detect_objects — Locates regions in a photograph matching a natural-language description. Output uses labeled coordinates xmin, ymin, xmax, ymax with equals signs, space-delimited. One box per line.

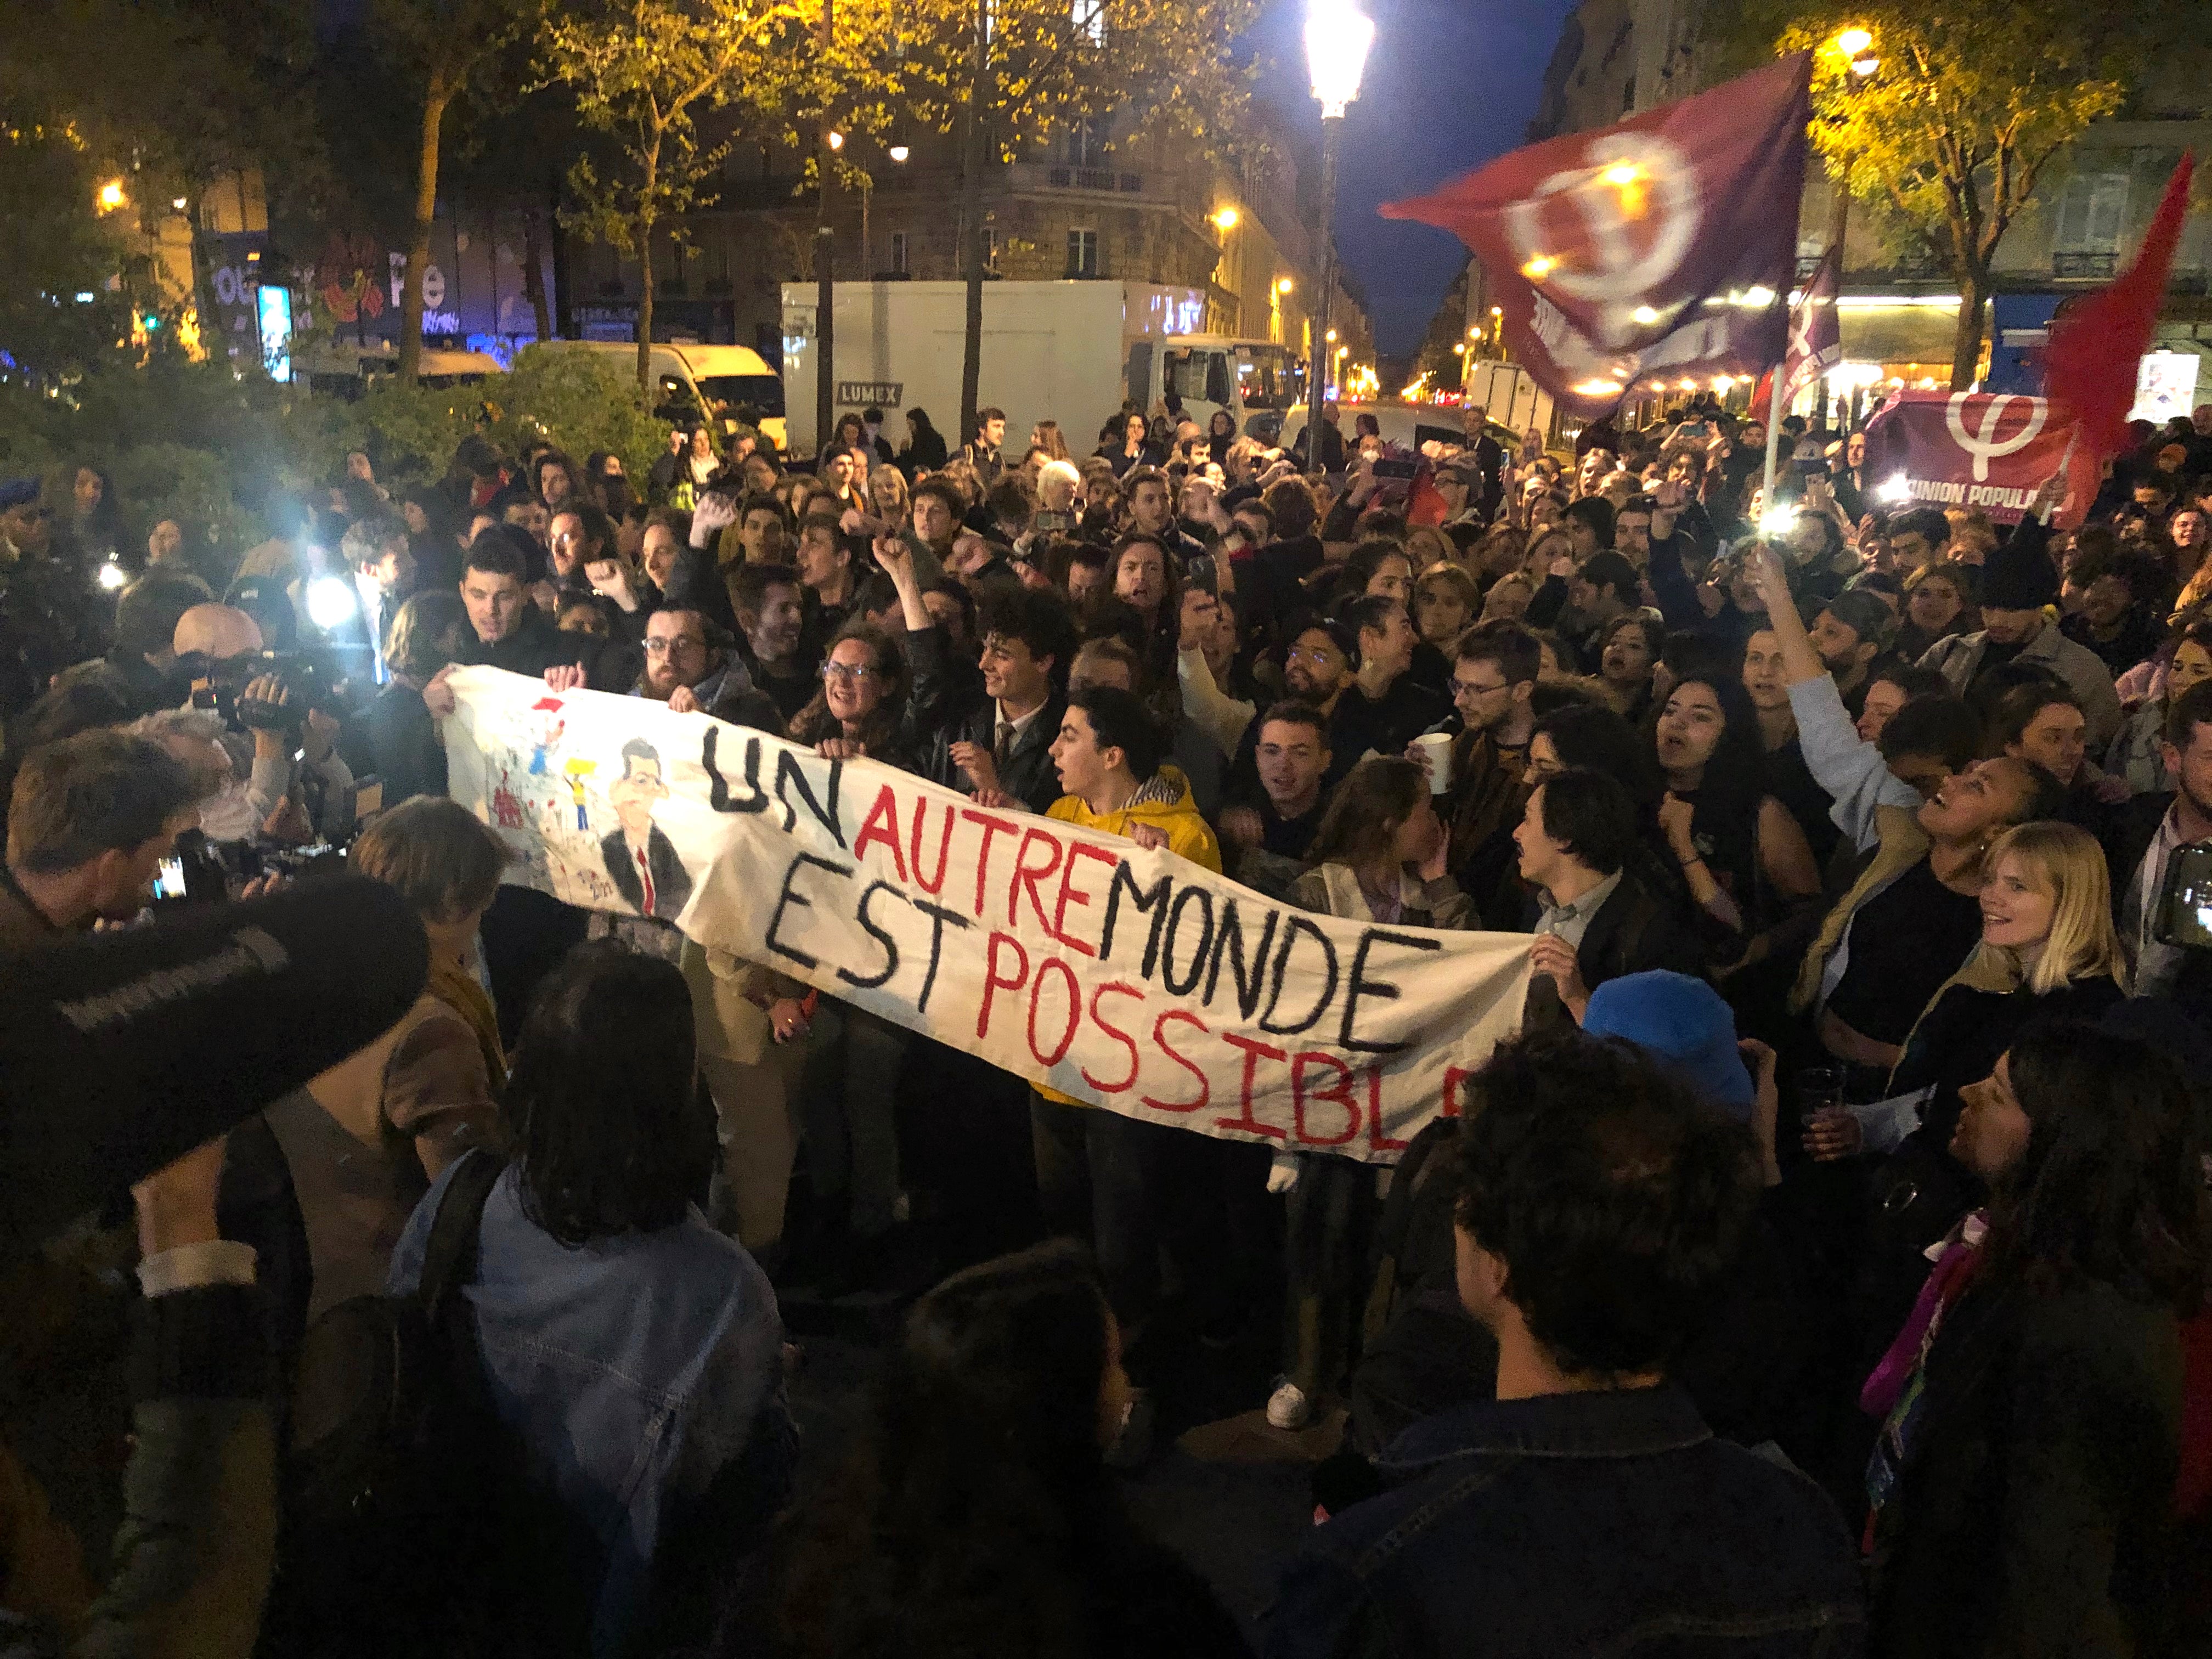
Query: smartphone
xmin=1372 ymin=458 xmax=1420 ymax=481
xmin=154 ymin=856 xmax=188 ymax=902
xmin=2155 ymin=844 xmax=2212 ymax=949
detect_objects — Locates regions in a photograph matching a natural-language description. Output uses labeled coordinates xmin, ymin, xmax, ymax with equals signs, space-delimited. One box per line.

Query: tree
xmin=375 ymin=0 xmax=545 ymax=383
xmin=540 ymin=0 xmax=816 ymax=393
xmin=1716 ymin=4 xmax=2170 ymax=388
xmin=889 ymin=0 xmax=1263 ymax=443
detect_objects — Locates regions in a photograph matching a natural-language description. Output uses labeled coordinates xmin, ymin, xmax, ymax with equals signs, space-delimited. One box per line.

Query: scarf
xmin=1862 ymin=1209 xmax=1989 ymax=1549
xmin=430 ymin=955 xmax=507 ymax=1093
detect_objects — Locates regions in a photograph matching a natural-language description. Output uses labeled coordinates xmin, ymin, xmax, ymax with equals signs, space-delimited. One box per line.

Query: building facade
xmin=1516 ymin=0 xmax=2212 ymax=417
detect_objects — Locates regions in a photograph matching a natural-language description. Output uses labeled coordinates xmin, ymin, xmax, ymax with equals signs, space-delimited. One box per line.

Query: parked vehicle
xmin=778 ymin=279 xmax=1306 ymax=458
xmin=533 ymin=340 xmax=787 ymax=453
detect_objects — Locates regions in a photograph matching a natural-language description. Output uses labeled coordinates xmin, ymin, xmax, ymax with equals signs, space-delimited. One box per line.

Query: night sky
xmin=1248 ymin=0 xmax=1581 ymax=354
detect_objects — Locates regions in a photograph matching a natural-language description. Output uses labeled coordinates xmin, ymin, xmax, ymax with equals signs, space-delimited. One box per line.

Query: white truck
xmin=778 ymin=279 xmax=1307 ymax=459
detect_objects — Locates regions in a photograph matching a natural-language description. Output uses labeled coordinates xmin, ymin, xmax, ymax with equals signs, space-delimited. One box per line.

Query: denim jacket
xmin=390 ymin=1158 xmax=795 ymax=1657
xmin=1263 ymin=1384 xmax=1865 ymax=1659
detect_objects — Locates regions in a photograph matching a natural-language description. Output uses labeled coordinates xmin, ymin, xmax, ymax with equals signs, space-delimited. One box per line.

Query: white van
xmin=533 ymin=341 xmax=787 ymax=453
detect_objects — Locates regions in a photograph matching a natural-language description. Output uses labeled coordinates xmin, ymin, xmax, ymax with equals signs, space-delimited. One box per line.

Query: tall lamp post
xmin=1302 ymin=0 xmax=1373 ymax=462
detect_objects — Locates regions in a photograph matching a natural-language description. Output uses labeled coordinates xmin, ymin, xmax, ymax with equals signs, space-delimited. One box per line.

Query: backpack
xmin=253 ymin=1150 xmax=597 ymax=1659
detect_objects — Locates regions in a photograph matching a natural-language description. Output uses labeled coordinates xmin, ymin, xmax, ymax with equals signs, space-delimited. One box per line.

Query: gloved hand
xmin=1266 ymin=1150 xmax=1301 ymax=1195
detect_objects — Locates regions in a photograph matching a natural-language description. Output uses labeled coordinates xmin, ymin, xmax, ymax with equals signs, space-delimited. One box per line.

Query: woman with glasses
xmin=783 ymin=620 xmax=922 ymax=1292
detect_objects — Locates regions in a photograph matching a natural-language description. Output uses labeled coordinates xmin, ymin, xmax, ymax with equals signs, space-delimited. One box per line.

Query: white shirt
xmin=2124 ymin=804 xmax=2191 ymax=997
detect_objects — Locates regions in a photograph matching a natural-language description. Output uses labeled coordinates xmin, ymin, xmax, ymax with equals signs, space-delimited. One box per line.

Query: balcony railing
xmin=1045 ymin=165 xmax=1144 ymax=193
xmin=2053 ymin=250 xmax=2118 ymax=279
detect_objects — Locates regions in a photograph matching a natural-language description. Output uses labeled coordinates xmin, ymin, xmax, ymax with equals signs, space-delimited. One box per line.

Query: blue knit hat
xmin=0 ymin=478 xmax=41 ymax=512
xmin=1582 ymin=970 xmax=1755 ymax=1121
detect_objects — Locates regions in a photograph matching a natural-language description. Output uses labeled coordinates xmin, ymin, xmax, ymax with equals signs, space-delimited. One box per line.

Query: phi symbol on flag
xmin=1503 ymin=133 xmax=1702 ymax=348
xmin=1945 ymin=394 xmax=2047 ymax=483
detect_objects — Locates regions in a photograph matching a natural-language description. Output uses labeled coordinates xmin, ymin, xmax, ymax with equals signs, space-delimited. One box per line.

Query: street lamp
xmin=95 ymin=179 xmax=126 ymax=213
xmin=1302 ymin=0 xmax=1374 ymax=445
xmin=1210 ymin=206 xmax=1240 ymax=232
xmin=888 ymin=144 xmax=909 ymax=163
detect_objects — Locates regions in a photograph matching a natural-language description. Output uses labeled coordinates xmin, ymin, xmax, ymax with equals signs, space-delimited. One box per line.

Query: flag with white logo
xmin=1383 ymin=55 xmax=1812 ymax=419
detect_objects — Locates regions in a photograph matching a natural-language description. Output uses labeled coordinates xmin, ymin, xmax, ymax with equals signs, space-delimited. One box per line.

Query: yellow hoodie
xmin=1035 ymin=766 xmax=1220 ymax=1108
xmin=1044 ymin=764 xmax=1222 ymax=876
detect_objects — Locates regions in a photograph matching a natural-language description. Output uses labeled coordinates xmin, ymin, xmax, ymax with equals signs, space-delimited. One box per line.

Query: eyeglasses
xmin=644 ymin=637 xmax=704 ymax=656
xmin=1286 ymin=646 xmax=1339 ymax=667
xmin=822 ymin=662 xmax=882 ymax=683
xmin=1453 ymin=677 xmax=1509 ymax=697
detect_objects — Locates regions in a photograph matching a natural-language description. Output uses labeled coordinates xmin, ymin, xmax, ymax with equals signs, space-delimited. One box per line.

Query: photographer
xmin=171 ymin=603 xmax=356 ymax=847
xmin=0 ymin=729 xmax=198 ymax=950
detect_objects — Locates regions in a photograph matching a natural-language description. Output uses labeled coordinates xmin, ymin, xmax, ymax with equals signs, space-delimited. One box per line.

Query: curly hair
xmin=1453 ymin=1030 xmax=1761 ymax=1378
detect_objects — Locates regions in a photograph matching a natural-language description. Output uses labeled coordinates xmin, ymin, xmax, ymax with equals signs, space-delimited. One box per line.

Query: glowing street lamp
xmin=1210 ymin=206 xmax=1240 ymax=232
xmin=888 ymin=144 xmax=910 ymax=163
xmin=95 ymin=179 xmax=126 ymax=213
xmin=1302 ymin=0 xmax=1374 ymax=443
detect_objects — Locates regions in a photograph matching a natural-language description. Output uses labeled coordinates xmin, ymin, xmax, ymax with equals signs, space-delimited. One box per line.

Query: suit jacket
xmin=907 ymin=624 xmax=1067 ymax=813
xmin=1521 ymin=861 xmax=1705 ymax=1025
xmin=602 ymin=824 xmax=693 ymax=920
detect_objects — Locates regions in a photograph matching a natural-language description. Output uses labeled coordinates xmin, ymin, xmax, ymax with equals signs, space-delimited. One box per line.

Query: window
xmin=2053 ymin=170 xmax=2131 ymax=278
xmin=890 ymin=231 xmax=909 ymax=276
xmin=1066 ymin=228 xmax=1099 ymax=278
xmin=1062 ymin=116 xmax=1111 ymax=170
xmin=1072 ymin=0 xmax=1105 ymax=44
xmin=2054 ymin=170 xmax=2130 ymax=250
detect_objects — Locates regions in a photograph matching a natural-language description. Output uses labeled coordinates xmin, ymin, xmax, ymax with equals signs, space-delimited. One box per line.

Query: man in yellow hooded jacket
xmin=1031 ymin=684 xmax=1219 ymax=1463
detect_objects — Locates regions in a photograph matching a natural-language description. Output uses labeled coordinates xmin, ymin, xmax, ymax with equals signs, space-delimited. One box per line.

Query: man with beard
xmin=727 ymin=562 xmax=819 ymax=725
xmin=1226 ymin=617 xmax=1358 ymax=806
xmin=631 ymin=605 xmax=777 ymax=727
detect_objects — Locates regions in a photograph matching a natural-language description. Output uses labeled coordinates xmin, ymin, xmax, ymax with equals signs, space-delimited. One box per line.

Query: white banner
xmin=444 ymin=668 xmax=1532 ymax=1162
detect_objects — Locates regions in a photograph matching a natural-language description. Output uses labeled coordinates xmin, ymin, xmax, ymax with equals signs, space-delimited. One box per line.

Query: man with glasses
xmin=1427 ymin=622 xmax=1541 ymax=924
xmin=631 ymin=605 xmax=775 ymax=729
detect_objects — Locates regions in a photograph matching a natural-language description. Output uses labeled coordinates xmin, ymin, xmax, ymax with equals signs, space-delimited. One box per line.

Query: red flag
xmin=1405 ymin=464 xmax=1446 ymax=527
xmin=2044 ymin=154 xmax=2195 ymax=458
xmin=1381 ymin=55 xmax=1812 ymax=420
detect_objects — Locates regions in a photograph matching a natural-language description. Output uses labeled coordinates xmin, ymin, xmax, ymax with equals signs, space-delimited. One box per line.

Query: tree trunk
xmin=958 ymin=0 xmax=988 ymax=450
xmin=1950 ymin=260 xmax=1988 ymax=392
xmin=636 ymin=140 xmax=658 ymax=395
xmin=402 ymin=78 xmax=451 ymax=385
xmin=522 ymin=208 xmax=551 ymax=343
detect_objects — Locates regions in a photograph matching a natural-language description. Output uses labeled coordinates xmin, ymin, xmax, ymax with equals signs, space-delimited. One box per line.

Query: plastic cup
xmin=1411 ymin=731 xmax=1453 ymax=795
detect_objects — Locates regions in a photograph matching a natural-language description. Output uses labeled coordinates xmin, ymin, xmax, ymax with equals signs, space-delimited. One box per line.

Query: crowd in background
xmin=4 ymin=381 xmax=2212 ymax=1658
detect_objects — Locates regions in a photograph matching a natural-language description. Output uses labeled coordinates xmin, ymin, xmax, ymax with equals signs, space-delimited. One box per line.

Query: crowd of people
xmin=4 ymin=384 xmax=2212 ymax=1658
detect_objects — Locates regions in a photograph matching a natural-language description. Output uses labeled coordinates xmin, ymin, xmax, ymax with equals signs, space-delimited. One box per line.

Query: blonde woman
xmin=867 ymin=464 xmax=910 ymax=528
xmin=1808 ymin=821 xmax=2126 ymax=1171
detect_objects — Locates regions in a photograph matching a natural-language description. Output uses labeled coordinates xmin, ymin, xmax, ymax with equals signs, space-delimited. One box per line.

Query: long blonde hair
xmin=1977 ymin=821 xmax=2128 ymax=994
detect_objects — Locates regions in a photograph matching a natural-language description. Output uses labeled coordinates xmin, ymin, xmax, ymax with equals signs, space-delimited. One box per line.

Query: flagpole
xmin=1760 ymin=365 xmax=1786 ymax=520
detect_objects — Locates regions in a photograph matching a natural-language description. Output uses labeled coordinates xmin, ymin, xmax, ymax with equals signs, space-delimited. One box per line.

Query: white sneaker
xmin=1266 ymin=1381 xmax=1312 ymax=1430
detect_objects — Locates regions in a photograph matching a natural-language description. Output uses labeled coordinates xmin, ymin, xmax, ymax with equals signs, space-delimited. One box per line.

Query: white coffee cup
xmin=1410 ymin=730 xmax=1453 ymax=795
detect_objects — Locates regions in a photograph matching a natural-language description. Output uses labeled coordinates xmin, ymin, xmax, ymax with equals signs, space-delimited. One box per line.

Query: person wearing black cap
xmin=1919 ymin=501 xmax=2122 ymax=750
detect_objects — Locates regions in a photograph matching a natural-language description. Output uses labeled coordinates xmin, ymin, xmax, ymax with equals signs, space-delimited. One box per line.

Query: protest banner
xmin=444 ymin=667 xmax=1532 ymax=1163
xmin=1861 ymin=391 xmax=2101 ymax=526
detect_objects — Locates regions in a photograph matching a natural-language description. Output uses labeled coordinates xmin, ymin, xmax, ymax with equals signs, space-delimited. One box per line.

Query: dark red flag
xmin=1381 ymin=56 xmax=1812 ymax=420
xmin=2044 ymin=154 xmax=2195 ymax=458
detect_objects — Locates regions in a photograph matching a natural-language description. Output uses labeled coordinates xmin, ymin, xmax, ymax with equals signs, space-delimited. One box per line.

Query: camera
xmin=2154 ymin=843 xmax=2212 ymax=950
xmin=183 ymin=648 xmax=355 ymax=736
